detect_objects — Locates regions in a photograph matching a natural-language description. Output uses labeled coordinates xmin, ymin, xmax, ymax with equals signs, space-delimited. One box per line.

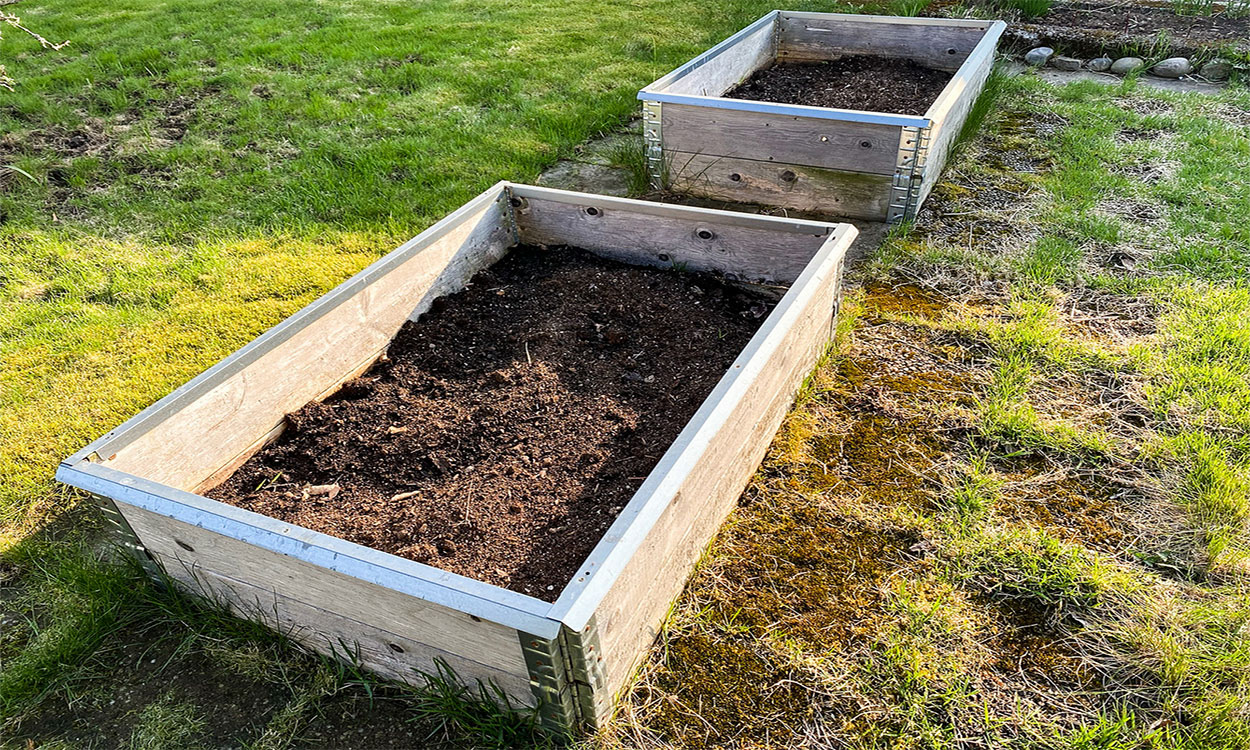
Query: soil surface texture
xmin=999 ymin=1 xmax=1250 ymax=58
xmin=209 ymin=245 xmax=773 ymax=600
xmin=725 ymin=56 xmax=953 ymax=115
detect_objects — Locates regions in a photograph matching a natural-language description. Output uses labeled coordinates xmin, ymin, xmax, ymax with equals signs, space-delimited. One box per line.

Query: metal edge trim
xmin=61 ymin=182 xmax=514 ymax=466
xmin=635 ymin=90 xmax=932 ymax=128
xmin=922 ymin=18 xmax=1007 ymax=121
xmin=637 ymin=10 xmax=779 ymax=96
xmin=549 ymin=222 xmax=859 ymax=630
xmin=507 ymin=184 xmax=840 ymax=235
xmin=57 ymin=461 xmax=562 ymax=638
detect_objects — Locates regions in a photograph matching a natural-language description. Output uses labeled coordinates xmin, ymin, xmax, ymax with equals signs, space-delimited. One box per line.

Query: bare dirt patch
xmin=726 ymin=56 xmax=954 ymax=116
xmin=998 ymin=1 xmax=1250 ymax=59
xmin=613 ymin=280 xmax=1126 ymax=746
xmin=209 ymin=245 xmax=771 ymax=600
xmin=10 ymin=627 xmax=293 ymax=748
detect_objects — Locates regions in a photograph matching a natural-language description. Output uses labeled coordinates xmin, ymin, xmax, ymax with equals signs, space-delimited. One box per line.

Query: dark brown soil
xmin=999 ymin=1 xmax=1250 ymax=58
xmin=209 ymin=246 xmax=772 ymax=600
xmin=725 ymin=56 xmax=954 ymax=116
xmin=12 ymin=628 xmax=292 ymax=748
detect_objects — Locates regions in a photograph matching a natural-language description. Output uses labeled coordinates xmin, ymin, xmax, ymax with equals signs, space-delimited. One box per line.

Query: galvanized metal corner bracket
xmin=499 ymin=185 xmax=521 ymax=244
xmin=641 ymin=99 xmax=664 ymax=191
xmin=519 ymin=614 xmax=608 ymax=735
xmin=520 ymin=629 xmax=580 ymax=735
xmin=888 ymin=124 xmax=932 ymax=224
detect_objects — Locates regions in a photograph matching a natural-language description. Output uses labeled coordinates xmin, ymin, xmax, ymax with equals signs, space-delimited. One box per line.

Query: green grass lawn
xmin=1 ymin=0 xmax=868 ymax=534
xmin=4 ymin=0 xmax=1250 ymax=746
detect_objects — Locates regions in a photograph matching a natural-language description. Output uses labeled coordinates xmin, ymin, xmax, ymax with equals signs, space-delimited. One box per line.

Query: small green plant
xmin=999 ymin=0 xmax=1053 ymax=19
xmin=887 ymin=0 xmax=932 ymax=16
xmin=608 ymin=137 xmax=653 ymax=196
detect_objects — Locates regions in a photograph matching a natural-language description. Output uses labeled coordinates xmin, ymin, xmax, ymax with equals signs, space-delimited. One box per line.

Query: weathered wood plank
xmin=105 ymin=195 xmax=513 ymax=493
xmin=917 ymin=26 xmax=1000 ymax=208
xmin=668 ymin=152 xmax=893 ymax=220
xmin=514 ymin=195 xmax=834 ymax=285
xmin=663 ymin=16 xmax=774 ymax=97
xmin=195 ymin=567 xmax=537 ymax=705
xmin=118 ymin=503 xmax=532 ymax=682
xmin=778 ymin=14 xmax=989 ymax=71
xmin=559 ymin=226 xmax=856 ymax=706
xmin=660 ymin=103 xmax=901 ymax=174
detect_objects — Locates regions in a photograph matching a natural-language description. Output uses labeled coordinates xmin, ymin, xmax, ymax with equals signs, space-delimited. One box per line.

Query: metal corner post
xmin=520 ymin=629 xmax=580 ymax=735
xmin=519 ymin=614 xmax=609 ymax=735
xmin=561 ymin=615 xmax=610 ymax=728
xmin=888 ymin=124 xmax=931 ymax=224
xmin=641 ymin=99 xmax=664 ymax=191
xmin=81 ymin=457 xmax=164 ymax=581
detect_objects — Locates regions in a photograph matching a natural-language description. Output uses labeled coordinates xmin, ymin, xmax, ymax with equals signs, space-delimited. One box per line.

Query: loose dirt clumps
xmin=997 ymin=1 xmax=1250 ymax=59
xmin=11 ymin=628 xmax=292 ymax=748
xmin=612 ymin=278 xmax=1144 ymax=747
xmin=209 ymin=245 xmax=772 ymax=600
xmin=726 ymin=56 xmax=954 ymax=116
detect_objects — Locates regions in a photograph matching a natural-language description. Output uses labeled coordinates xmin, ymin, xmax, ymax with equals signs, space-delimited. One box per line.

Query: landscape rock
xmin=1110 ymin=57 xmax=1145 ymax=75
xmin=1199 ymin=60 xmax=1232 ymax=81
xmin=1152 ymin=57 xmax=1193 ymax=78
xmin=1052 ymin=55 xmax=1083 ymax=71
xmin=1088 ymin=57 xmax=1113 ymax=72
xmin=1024 ymin=47 xmax=1054 ymax=67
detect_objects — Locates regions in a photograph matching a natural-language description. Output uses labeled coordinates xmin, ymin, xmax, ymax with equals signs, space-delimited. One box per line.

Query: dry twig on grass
xmin=2 ymin=0 xmax=70 ymax=91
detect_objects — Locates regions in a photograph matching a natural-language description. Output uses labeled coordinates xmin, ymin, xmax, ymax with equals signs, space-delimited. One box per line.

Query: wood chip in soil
xmin=725 ymin=55 xmax=953 ymax=116
xmin=208 ymin=245 xmax=774 ymax=601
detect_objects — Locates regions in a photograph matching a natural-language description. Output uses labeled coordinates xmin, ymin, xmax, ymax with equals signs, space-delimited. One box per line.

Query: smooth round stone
xmin=1051 ymin=55 xmax=1082 ymax=71
xmin=1088 ymin=57 xmax=1113 ymax=72
xmin=1024 ymin=47 xmax=1054 ymax=67
xmin=1152 ymin=57 xmax=1193 ymax=78
xmin=1200 ymin=60 xmax=1232 ymax=81
xmin=1110 ymin=57 xmax=1145 ymax=75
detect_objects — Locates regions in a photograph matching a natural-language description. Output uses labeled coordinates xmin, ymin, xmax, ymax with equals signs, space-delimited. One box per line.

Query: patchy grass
xmin=599 ymin=75 xmax=1250 ymax=748
xmin=4 ymin=1 xmax=1250 ymax=746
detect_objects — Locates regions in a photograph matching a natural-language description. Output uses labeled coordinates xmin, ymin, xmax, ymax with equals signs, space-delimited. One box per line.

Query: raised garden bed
xmin=57 ymin=183 xmax=857 ymax=733
xmin=998 ymin=1 xmax=1250 ymax=60
xmin=638 ymin=11 xmax=1006 ymax=222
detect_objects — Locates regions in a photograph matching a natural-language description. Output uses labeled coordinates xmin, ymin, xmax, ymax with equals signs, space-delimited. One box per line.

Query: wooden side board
xmin=59 ymin=182 xmax=862 ymax=733
xmin=668 ymin=152 xmax=894 ymax=220
xmin=662 ymin=13 xmax=774 ymax=97
xmin=550 ymin=225 xmax=856 ymax=709
xmin=513 ymin=192 xmax=834 ymax=285
xmin=104 ymin=193 xmax=513 ymax=493
xmin=118 ymin=503 xmax=535 ymax=699
xmin=660 ymin=103 xmax=901 ymax=175
xmin=917 ymin=23 xmax=1002 ymax=208
xmin=778 ymin=13 xmax=991 ymax=71
xmin=197 ymin=567 xmax=537 ymax=704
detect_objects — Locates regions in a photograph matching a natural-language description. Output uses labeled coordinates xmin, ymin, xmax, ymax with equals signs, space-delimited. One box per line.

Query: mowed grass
xmin=2 ymin=0 xmax=884 ymax=741
xmin=0 ymin=0 xmax=867 ymax=533
xmin=601 ymin=75 xmax=1250 ymax=748
xmin=5 ymin=0 xmax=1250 ymax=746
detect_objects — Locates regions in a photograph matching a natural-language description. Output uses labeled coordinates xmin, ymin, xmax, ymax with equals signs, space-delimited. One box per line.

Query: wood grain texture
xmin=118 ymin=503 xmax=533 ymax=682
xmin=917 ymin=30 xmax=998 ymax=208
xmin=663 ymin=18 xmax=774 ymax=97
xmin=778 ymin=14 xmax=989 ymax=71
xmin=106 ymin=197 xmax=513 ymax=493
xmin=195 ymin=567 xmax=537 ymax=705
xmin=661 ymin=103 xmax=901 ymax=174
xmin=584 ymin=229 xmax=854 ymax=704
xmin=668 ymin=152 xmax=893 ymax=220
xmin=514 ymin=196 xmax=833 ymax=285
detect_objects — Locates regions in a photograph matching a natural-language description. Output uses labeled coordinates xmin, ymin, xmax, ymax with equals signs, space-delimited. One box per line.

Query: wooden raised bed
xmin=638 ymin=11 xmax=1006 ymax=222
xmin=57 ymin=183 xmax=857 ymax=734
